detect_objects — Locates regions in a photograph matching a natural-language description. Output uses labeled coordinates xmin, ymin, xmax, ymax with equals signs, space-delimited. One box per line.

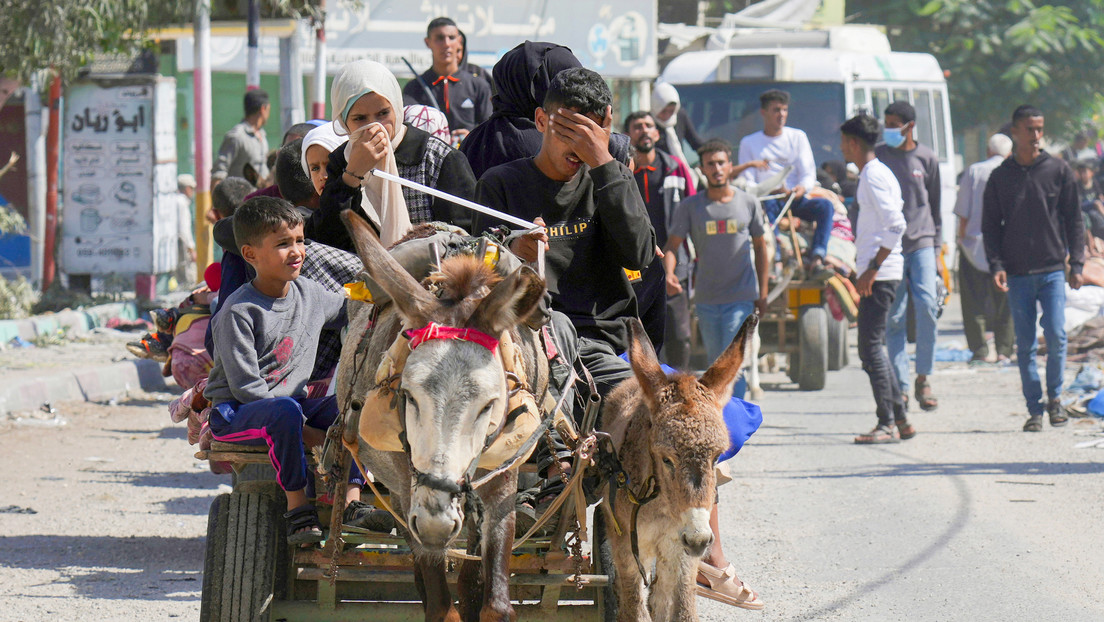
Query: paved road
xmin=702 ymin=321 xmax=1104 ymax=621
xmin=1 ymin=306 xmax=1102 ymax=621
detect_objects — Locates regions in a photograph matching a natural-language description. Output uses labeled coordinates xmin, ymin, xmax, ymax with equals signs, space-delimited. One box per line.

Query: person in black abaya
xmin=460 ymin=41 xmax=632 ymax=180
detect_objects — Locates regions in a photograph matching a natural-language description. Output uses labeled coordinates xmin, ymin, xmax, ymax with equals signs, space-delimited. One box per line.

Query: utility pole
xmin=246 ymin=0 xmax=261 ymax=90
xmin=42 ymin=71 xmax=61 ymax=290
xmin=312 ymin=0 xmax=327 ymax=120
xmin=194 ymin=0 xmax=214 ymax=272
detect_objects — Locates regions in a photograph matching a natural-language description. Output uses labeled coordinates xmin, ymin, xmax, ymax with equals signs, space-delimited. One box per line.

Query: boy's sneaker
xmin=1046 ymin=399 xmax=1068 ymax=427
xmin=150 ymin=308 xmax=177 ymax=334
xmin=342 ymin=499 xmax=396 ymax=533
xmin=126 ymin=332 xmax=172 ymax=362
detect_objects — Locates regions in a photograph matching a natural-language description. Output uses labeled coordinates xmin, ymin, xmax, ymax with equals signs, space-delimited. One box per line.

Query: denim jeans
xmin=858 ymin=280 xmax=907 ymax=428
xmin=887 ymin=246 xmax=939 ymax=393
xmin=762 ymin=195 xmax=835 ymax=258
xmin=1006 ymin=270 xmax=1067 ymax=416
xmin=696 ymin=300 xmax=756 ymax=399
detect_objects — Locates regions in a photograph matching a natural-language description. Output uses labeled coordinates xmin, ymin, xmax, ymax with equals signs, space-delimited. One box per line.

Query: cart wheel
xmin=827 ymin=311 xmax=849 ymax=372
xmin=200 ymin=494 xmax=230 ymax=622
xmin=201 ymin=492 xmax=290 ymax=622
xmin=797 ymin=306 xmax=828 ymax=391
xmin=592 ymin=510 xmax=618 ymax=622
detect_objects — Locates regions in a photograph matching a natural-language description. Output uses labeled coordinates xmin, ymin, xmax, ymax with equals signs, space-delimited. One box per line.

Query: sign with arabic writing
xmin=61 ymin=78 xmax=179 ymax=275
xmin=178 ymin=0 xmax=658 ymax=79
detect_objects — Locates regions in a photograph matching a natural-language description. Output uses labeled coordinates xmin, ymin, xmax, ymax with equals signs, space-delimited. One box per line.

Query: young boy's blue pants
xmin=209 ymin=395 xmax=363 ymax=492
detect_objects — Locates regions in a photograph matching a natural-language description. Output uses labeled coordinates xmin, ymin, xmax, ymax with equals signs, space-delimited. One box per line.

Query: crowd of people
xmin=143 ymin=13 xmax=1093 ymax=613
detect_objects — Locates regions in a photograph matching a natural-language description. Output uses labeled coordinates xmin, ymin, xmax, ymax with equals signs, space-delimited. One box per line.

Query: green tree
xmin=847 ymin=0 xmax=1104 ymax=133
xmin=0 ymin=0 xmax=194 ymax=84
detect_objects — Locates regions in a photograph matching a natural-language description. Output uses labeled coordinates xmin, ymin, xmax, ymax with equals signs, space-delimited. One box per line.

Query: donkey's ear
xmin=699 ymin=313 xmax=758 ymax=404
xmin=469 ymin=265 xmax=546 ymax=336
xmin=341 ymin=209 xmax=436 ymax=326
xmin=626 ymin=318 xmax=667 ymax=408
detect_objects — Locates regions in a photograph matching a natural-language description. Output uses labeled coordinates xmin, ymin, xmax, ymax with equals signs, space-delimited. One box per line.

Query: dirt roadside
xmin=0 ymin=392 xmax=221 ymax=622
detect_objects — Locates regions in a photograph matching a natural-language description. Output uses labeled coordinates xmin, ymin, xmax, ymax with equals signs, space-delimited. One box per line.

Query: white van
xmin=660 ymin=25 xmax=958 ymax=251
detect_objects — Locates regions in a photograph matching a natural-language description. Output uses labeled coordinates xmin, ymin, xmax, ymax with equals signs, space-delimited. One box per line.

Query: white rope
xmin=368 ymin=168 xmax=547 ymax=278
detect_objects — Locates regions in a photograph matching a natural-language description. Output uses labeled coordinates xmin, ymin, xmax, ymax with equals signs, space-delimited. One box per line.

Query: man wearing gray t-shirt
xmin=663 ymin=139 xmax=769 ymax=400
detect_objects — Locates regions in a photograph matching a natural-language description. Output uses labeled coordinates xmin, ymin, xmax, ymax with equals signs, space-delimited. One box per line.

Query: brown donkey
xmin=602 ymin=315 xmax=757 ymax=622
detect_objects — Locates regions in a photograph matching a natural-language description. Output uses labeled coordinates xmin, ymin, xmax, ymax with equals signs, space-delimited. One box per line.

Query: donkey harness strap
xmin=405 ymin=322 xmax=500 ymax=354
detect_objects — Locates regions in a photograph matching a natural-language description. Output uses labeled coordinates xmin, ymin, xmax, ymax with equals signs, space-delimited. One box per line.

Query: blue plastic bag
xmin=1088 ymin=388 xmax=1104 ymax=418
xmin=618 ymin=355 xmax=763 ymax=462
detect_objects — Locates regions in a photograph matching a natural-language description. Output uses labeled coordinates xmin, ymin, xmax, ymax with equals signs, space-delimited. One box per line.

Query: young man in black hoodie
xmin=983 ymin=105 xmax=1085 ymax=432
xmin=475 ymin=67 xmax=656 ymax=396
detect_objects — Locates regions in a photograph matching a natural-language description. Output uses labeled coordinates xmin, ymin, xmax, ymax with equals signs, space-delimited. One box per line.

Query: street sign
xmin=61 ymin=78 xmax=178 ymax=275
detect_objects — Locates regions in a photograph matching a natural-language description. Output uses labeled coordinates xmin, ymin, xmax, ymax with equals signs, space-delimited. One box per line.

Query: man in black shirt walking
xmin=402 ymin=17 xmax=492 ymax=144
xmin=982 ymin=105 xmax=1085 ymax=432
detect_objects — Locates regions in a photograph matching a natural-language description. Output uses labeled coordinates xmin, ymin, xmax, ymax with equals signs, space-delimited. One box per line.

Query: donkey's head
xmin=625 ymin=314 xmax=758 ymax=558
xmin=343 ymin=211 xmax=544 ymax=549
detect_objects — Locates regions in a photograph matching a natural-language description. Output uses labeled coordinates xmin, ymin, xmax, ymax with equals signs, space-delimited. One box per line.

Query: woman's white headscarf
xmin=650 ymin=81 xmax=689 ymax=165
xmin=300 ymin=123 xmax=344 ymax=177
xmin=330 ymin=60 xmax=412 ymax=247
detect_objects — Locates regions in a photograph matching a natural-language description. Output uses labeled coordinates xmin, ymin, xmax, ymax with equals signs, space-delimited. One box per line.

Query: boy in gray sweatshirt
xmin=204 ymin=196 xmax=372 ymax=543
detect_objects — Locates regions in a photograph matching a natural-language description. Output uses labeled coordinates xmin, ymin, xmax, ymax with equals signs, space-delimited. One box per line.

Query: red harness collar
xmin=404 ymin=322 xmax=499 ymax=354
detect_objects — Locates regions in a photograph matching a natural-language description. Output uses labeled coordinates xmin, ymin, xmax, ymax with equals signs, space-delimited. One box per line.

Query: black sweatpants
xmin=858 ymin=280 xmax=907 ymax=428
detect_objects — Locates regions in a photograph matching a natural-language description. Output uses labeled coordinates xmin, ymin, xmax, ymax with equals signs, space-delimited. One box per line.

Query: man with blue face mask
xmin=875 ymin=101 xmax=943 ymax=412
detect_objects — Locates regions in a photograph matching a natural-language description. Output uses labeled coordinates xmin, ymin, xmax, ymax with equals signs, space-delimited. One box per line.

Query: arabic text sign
xmin=178 ymin=0 xmax=658 ymax=79
xmin=62 ymin=80 xmax=177 ymax=274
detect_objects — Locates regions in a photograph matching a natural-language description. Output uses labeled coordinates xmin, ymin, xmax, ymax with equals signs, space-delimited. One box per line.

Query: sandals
xmin=126 ymin=332 xmax=172 ymax=362
xmin=914 ymin=379 xmax=938 ymax=411
xmin=854 ymin=425 xmax=900 ymax=444
xmin=1023 ymin=415 xmax=1043 ymax=432
xmin=343 ymin=499 xmax=396 ymax=533
xmin=1046 ymin=399 xmax=1068 ymax=427
xmin=284 ymin=504 xmax=324 ymax=545
xmin=896 ymin=420 xmax=917 ymax=441
xmin=697 ymin=561 xmax=765 ymax=610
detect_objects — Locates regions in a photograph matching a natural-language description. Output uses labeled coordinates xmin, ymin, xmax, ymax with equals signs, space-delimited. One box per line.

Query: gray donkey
xmin=335 ymin=211 xmax=547 ymax=622
xmin=602 ymin=315 xmax=757 ymax=622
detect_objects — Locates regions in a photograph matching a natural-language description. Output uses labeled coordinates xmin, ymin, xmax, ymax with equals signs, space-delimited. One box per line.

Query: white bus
xmin=661 ymin=25 xmax=958 ymax=252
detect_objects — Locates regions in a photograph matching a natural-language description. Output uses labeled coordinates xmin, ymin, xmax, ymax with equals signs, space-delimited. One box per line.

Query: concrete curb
xmin=0 ymin=358 xmax=176 ymax=416
xmin=0 ymin=301 xmax=140 ymax=344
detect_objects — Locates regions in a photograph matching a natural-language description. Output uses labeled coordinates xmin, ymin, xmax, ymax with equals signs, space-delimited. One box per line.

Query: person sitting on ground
xmin=314 ymin=59 xmax=477 ymax=251
xmin=839 ymin=113 xmax=914 ymax=444
xmin=460 ymin=41 xmax=634 ymax=180
xmin=203 ymin=197 xmax=384 ymax=543
xmin=738 ymin=89 xmax=836 ymax=278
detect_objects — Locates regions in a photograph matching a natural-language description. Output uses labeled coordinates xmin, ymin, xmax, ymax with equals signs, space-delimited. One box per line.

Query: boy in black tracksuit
xmin=474 ymin=67 xmax=656 ymax=398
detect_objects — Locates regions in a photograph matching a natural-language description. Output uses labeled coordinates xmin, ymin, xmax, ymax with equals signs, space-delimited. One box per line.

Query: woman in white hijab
xmin=310 ymin=59 xmax=477 ymax=252
xmin=650 ymin=81 xmax=705 ymax=165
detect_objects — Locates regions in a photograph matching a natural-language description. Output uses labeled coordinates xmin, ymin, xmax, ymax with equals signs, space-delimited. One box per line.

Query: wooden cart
xmin=194 ymin=442 xmax=613 ymax=622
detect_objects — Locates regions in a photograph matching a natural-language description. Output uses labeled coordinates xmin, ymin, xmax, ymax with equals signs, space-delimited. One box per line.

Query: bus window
xmin=913 ymin=89 xmax=936 ymax=157
xmin=852 ymin=87 xmax=869 ymax=115
xmin=893 ymin=88 xmax=908 ymax=103
xmin=933 ymin=89 xmax=949 ymax=162
xmin=871 ymin=88 xmax=889 ymax=118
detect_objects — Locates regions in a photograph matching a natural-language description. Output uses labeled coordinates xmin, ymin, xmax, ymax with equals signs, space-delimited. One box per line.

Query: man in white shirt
xmin=954 ymin=134 xmax=1014 ymax=365
xmin=840 ymin=114 xmax=913 ymax=444
xmin=738 ymin=89 xmax=835 ymax=277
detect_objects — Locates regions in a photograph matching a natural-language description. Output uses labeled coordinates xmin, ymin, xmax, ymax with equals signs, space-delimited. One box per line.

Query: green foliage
xmin=0 ymin=0 xmax=191 ymax=84
xmin=847 ymin=0 xmax=1104 ymax=132
xmin=0 ymin=274 xmax=36 ymax=320
xmin=0 ymin=205 xmax=25 ymax=235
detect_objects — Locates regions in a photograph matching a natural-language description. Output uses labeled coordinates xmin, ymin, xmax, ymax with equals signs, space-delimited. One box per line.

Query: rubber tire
xmin=827 ymin=311 xmax=849 ymax=372
xmin=797 ymin=305 xmax=828 ymax=391
xmin=592 ymin=509 xmax=618 ymax=622
xmin=200 ymin=494 xmax=230 ymax=622
xmin=201 ymin=492 xmax=289 ymax=622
